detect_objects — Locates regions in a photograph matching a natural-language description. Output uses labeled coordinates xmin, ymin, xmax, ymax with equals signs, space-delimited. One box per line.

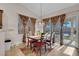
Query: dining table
xmin=27 ymin=35 xmax=46 ymax=56
xmin=27 ymin=35 xmax=41 ymax=47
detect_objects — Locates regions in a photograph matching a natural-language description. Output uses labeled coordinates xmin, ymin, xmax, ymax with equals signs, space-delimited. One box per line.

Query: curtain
xmin=43 ymin=18 xmax=50 ymax=33
xmin=30 ymin=17 xmax=36 ymax=35
xmin=51 ymin=16 xmax=59 ymax=24
xmin=60 ymin=14 xmax=66 ymax=25
xmin=44 ymin=19 xmax=52 ymax=33
xmin=19 ymin=14 xmax=29 ymax=34
xmin=43 ymin=18 xmax=49 ymax=24
xmin=19 ymin=14 xmax=29 ymax=24
xmin=55 ymin=17 xmax=61 ymax=33
xmin=59 ymin=14 xmax=66 ymax=45
xmin=19 ymin=14 xmax=29 ymax=43
xmin=51 ymin=16 xmax=59 ymax=32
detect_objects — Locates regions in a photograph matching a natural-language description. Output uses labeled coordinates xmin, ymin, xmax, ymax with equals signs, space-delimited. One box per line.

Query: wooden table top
xmin=27 ymin=35 xmax=41 ymax=40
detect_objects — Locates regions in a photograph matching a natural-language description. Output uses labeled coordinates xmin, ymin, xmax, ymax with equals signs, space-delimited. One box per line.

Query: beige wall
xmin=0 ymin=31 xmax=5 ymax=55
xmin=0 ymin=3 xmax=36 ymax=55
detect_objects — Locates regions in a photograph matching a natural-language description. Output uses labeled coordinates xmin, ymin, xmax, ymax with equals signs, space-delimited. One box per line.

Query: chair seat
xmin=34 ymin=42 xmax=45 ymax=46
xmin=29 ymin=40 xmax=37 ymax=43
xmin=46 ymin=40 xmax=51 ymax=42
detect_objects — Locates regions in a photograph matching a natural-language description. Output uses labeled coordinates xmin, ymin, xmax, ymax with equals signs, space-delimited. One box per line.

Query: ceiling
xmin=21 ymin=3 xmax=77 ymax=19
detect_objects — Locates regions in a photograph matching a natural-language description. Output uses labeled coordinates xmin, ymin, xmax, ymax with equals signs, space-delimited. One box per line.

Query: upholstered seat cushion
xmin=46 ymin=40 xmax=51 ymax=42
xmin=34 ymin=42 xmax=45 ymax=46
xmin=29 ymin=40 xmax=37 ymax=43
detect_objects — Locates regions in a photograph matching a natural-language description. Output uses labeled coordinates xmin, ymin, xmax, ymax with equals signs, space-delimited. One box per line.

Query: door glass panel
xmin=63 ymin=16 xmax=78 ymax=48
xmin=63 ymin=18 xmax=72 ymax=45
xmin=44 ymin=20 xmax=52 ymax=33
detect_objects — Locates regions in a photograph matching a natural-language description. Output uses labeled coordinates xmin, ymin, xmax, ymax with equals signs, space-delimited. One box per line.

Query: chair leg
xmin=30 ymin=43 xmax=32 ymax=49
xmin=50 ymin=42 xmax=51 ymax=48
xmin=39 ymin=46 xmax=41 ymax=56
xmin=45 ymin=44 xmax=47 ymax=52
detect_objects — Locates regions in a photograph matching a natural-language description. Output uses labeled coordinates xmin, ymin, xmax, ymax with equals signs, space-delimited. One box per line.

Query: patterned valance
xmin=30 ymin=17 xmax=36 ymax=35
xmin=19 ymin=14 xmax=29 ymax=23
xmin=42 ymin=18 xmax=50 ymax=24
xmin=30 ymin=17 xmax=36 ymax=25
xmin=51 ymin=16 xmax=59 ymax=25
xmin=42 ymin=14 xmax=66 ymax=25
xmin=60 ymin=14 xmax=66 ymax=24
xmin=0 ymin=10 xmax=3 ymax=14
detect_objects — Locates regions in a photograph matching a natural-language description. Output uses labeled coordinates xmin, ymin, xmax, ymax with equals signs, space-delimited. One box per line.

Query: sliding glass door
xmin=63 ymin=16 xmax=78 ymax=48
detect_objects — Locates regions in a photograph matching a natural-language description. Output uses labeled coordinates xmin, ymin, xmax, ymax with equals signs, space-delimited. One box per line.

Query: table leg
xmin=27 ymin=38 xmax=29 ymax=47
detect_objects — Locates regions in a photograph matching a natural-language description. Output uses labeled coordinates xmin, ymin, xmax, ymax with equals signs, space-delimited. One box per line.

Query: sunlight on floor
xmin=63 ymin=47 xmax=75 ymax=56
xmin=56 ymin=45 xmax=64 ymax=51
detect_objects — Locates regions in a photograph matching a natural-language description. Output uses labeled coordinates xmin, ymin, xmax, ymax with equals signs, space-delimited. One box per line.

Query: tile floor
xmin=5 ymin=43 xmax=79 ymax=56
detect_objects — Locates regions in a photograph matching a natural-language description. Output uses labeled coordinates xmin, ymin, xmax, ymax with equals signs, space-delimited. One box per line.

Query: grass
xmin=64 ymin=35 xmax=71 ymax=40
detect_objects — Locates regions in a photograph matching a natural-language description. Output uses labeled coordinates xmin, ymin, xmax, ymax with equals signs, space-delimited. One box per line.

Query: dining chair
xmin=29 ymin=39 xmax=38 ymax=49
xmin=33 ymin=41 xmax=46 ymax=55
xmin=32 ymin=33 xmax=47 ymax=56
xmin=52 ymin=32 xmax=55 ymax=44
xmin=45 ymin=33 xmax=51 ymax=48
xmin=44 ymin=32 xmax=55 ymax=49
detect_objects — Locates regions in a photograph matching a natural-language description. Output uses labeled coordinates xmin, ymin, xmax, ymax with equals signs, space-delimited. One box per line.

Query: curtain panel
xmin=51 ymin=16 xmax=59 ymax=25
xmin=30 ymin=17 xmax=36 ymax=35
xmin=19 ymin=14 xmax=29 ymax=43
xmin=59 ymin=14 xmax=66 ymax=45
xmin=19 ymin=14 xmax=29 ymax=25
xmin=43 ymin=18 xmax=50 ymax=24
